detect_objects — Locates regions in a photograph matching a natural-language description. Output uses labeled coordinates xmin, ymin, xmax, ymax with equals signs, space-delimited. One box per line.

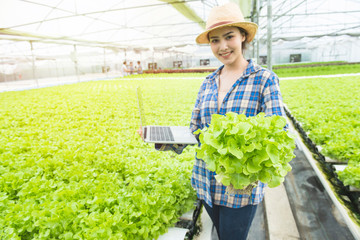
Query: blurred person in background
xmin=138 ymin=3 xmax=285 ymax=239
xmin=129 ymin=62 xmax=135 ymax=75
xmin=136 ymin=61 xmax=143 ymax=74
xmin=121 ymin=61 xmax=129 ymax=77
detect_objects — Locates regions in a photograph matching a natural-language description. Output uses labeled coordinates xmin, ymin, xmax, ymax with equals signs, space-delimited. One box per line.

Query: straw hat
xmin=196 ymin=2 xmax=258 ymax=44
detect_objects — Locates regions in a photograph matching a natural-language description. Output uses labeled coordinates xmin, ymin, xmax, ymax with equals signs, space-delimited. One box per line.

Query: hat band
xmin=207 ymin=21 xmax=235 ymax=30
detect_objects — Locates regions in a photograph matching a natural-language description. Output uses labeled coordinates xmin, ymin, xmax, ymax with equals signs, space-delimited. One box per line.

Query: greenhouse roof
xmin=1 ymin=0 xmax=360 ymax=52
xmin=1 ymin=0 xmax=230 ymax=50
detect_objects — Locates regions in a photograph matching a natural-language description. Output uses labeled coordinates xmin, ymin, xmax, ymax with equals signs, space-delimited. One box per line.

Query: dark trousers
xmin=202 ymin=200 xmax=258 ymax=240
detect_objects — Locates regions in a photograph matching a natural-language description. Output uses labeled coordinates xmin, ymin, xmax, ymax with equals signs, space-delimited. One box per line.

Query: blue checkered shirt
xmin=189 ymin=59 xmax=285 ymax=208
xmin=155 ymin=59 xmax=285 ymax=208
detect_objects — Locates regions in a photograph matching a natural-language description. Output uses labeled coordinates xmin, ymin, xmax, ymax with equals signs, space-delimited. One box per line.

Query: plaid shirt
xmin=156 ymin=59 xmax=285 ymax=208
xmin=189 ymin=59 xmax=285 ymax=208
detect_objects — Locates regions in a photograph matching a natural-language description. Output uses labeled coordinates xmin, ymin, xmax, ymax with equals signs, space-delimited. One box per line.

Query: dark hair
xmin=237 ymin=27 xmax=249 ymax=52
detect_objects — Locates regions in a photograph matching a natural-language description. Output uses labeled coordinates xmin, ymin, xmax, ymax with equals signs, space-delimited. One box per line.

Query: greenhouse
xmin=1 ymin=0 xmax=360 ymax=239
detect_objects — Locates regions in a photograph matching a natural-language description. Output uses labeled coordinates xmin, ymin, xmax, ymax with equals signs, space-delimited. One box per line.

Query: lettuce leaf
xmin=195 ymin=112 xmax=296 ymax=190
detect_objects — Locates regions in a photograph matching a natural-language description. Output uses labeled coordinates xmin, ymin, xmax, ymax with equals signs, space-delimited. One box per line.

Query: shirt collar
xmin=243 ymin=59 xmax=262 ymax=77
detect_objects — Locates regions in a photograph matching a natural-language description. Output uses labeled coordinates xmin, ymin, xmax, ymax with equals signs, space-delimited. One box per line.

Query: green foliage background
xmin=273 ymin=63 xmax=360 ymax=78
xmin=1 ymin=63 xmax=360 ymax=238
xmin=0 ymin=76 xmax=203 ymax=239
xmin=280 ymin=75 xmax=360 ymax=188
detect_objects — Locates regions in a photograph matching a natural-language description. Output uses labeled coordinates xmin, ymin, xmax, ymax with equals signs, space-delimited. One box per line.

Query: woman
xmin=139 ymin=3 xmax=285 ymax=239
xmin=129 ymin=62 xmax=135 ymax=75
xmin=136 ymin=61 xmax=143 ymax=74
xmin=190 ymin=3 xmax=286 ymax=239
xmin=121 ymin=61 xmax=129 ymax=77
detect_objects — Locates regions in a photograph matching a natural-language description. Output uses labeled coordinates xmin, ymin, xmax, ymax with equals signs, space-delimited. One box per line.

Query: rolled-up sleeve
xmin=261 ymin=74 xmax=285 ymax=117
xmin=190 ymin=81 xmax=206 ymax=133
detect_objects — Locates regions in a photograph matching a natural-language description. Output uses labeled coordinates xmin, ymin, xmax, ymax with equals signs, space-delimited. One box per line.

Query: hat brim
xmin=195 ymin=22 xmax=258 ymax=44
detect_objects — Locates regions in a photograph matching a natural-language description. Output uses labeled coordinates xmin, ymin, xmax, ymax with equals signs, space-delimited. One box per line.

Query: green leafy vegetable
xmin=336 ymin=162 xmax=360 ymax=189
xmin=0 ymin=75 xmax=200 ymax=239
xmin=281 ymin=75 xmax=360 ymax=189
xmin=195 ymin=112 xmax=296 ymax=192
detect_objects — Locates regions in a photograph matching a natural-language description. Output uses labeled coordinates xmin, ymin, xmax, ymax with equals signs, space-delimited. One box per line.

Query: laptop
xmin=136 ymin=86 xmax=198 ymax=145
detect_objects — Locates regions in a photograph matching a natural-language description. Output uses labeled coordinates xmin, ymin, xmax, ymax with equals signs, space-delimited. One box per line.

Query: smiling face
xmin=209 ymin=26 xmax=246 ymax=68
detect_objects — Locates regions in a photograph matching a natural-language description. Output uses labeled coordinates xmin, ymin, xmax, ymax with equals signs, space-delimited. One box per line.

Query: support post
xmin=267 ymin=0 xmax=273 ymax=71
xmin=2 ymin=58 xmax=8 ymax=88
xmin=251 ymin=1 xmax=255 ymax=59
xmin=73 ymin=45 xmax=80 ymax=82
xmin=103 ymin=48 xmax=108 ymax=77
xmin=256 ymin=0 xmax=260 ymax=64
xmin=29 ymin=41 xmax=39 ymax=87
xmin=55 ymin=60 xmax=59 ymax=82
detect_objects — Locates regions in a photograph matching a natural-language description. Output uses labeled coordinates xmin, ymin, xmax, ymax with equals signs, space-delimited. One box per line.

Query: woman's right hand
xmin=136 ymin=126 xmax=144 ymax=140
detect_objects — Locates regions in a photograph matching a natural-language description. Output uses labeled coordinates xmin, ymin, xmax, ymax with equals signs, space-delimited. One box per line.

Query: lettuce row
xmin=337 ymin=162 xmax=360 ymax=189
xmin=280 ymin=76 xmax=360 ymax=188
xmin=0 ymin=77 xmax=200 ymax=240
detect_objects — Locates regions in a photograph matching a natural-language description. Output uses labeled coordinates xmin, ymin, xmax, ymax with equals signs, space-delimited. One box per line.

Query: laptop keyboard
xmin=150 ymin=126 xmax=174 ymax=142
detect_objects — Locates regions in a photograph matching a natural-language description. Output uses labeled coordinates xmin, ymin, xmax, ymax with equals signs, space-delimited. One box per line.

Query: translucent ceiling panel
xmin=2 ymin=0 xmax=359 ymax=53
xmin=1 ymin=0 xmax=211 ymax=49
xmin=258 ymin=0 xmax=360 ymax=42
